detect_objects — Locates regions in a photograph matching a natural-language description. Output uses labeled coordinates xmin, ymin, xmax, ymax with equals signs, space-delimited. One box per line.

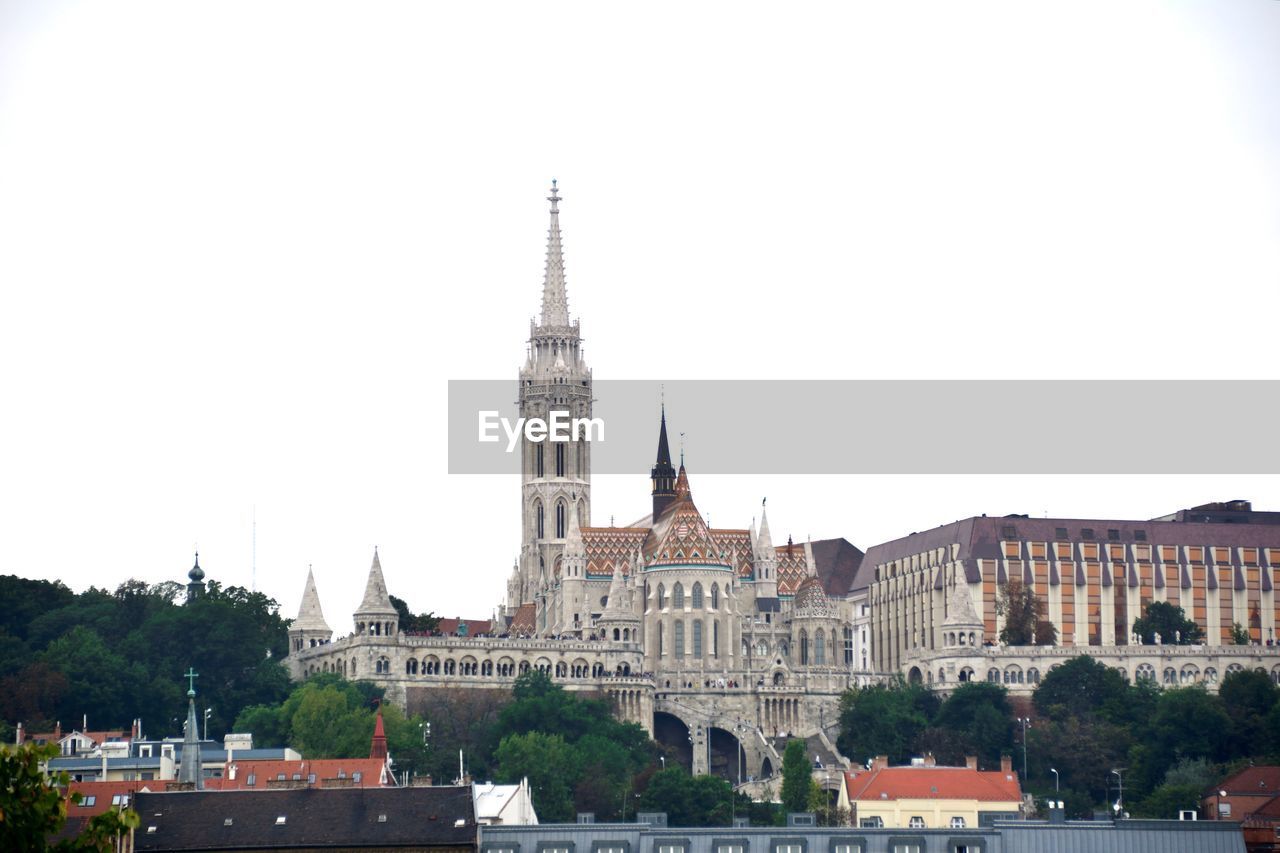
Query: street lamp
xmin=659 ymin=755 xmax=666 ymax=771
xmin=1111 ymin=769 xmax=1125 ymax=816
xmin=1016 ymin=717 xmax=1031 ymax=781
xmin=1050 ymin=767 xmax=1059 ymax=793
xmin=203 ymin=708 xmax=212 ymax=742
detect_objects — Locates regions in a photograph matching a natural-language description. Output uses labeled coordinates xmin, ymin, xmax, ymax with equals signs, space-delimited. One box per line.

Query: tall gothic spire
xmin=294 ymin=567 xmax=331 ymax=634
xmin=178 ymin=669 xmax=203 ymax=789
xmin=651 ymin=403 xmax=677 ymax=520
xmin=540 ymin=180 xmax=570 ymax=327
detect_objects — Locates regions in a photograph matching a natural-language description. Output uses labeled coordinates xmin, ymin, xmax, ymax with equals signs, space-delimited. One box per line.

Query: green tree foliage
xmin=1032 ymin=655 xmax=1129 ymax=721
xmin=490 ymin=672 xmax=653 ymax=821
xmin=637 ymin=768 xmax=743 ymax=827
xmin=1131 ymin=783 xmax=1202 ymax=818
xmin=806 ymin=779 xmax=849 ymax=826
xmin=1217 ymin=668 xmax=1279 ymax=758
xmin=836 ymin=679 xmax=938 ymax=765
xmin=930 ymin=682 xmax=1014 ymax=766
xmin=0 ymin=742 xmax=141 ymax=852
xmin=780 ymin=739 xmax=810 ymax=814
xmin=1129 ymin=686 xmax=1231 ymax=796
xmin=389 ymin=595 xmax=440 ymax=634
xmin=1229 ymin=623 xmax=1250 ymax=645
xmin=995 ymin=578 xmax=1056 ymax=646
xmin=0 ymin=575 xmax=291 ymax=738
xmin=1132 ymin=600 xmax=1202 ymax=645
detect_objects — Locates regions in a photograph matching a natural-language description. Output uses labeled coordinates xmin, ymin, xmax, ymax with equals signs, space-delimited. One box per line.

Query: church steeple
xmin=651 ymin=404 xmax=677 ymax=519
xmin=185 ymin=551 xmax=205 ymax=603
xmin=540 ymin=180 xmax=570 ymax=327
xmin=178 ymin=668 xmax=203 ymax=789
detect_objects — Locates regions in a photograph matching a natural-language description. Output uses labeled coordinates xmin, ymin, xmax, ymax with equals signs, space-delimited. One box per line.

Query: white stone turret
xmin=754 ymin=502 xmax=779 ymax=599
xmin=559 ymin=510 xmax=587 ymax=635
xmin=289 ymin=567 xmax=332 ymax=652
xmin=353 ymin=549 xmax=398 ymax=637
xmin=942 ymin=574 xmax=984 ymax=649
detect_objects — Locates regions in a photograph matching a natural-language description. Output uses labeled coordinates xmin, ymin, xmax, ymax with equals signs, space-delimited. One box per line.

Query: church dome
xmin=188 ymin=552 xmax=205 ymax=583
xmin=793 ymin=576 xmax=835 ymax=618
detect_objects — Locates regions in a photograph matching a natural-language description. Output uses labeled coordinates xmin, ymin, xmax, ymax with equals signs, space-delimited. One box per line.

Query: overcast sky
xmin=1 ymin=2 xmax=1277 ymax=629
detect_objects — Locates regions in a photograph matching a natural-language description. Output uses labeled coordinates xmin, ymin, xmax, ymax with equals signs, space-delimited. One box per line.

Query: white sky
xmin=1 ymin=2 xmax=1278 ymax=627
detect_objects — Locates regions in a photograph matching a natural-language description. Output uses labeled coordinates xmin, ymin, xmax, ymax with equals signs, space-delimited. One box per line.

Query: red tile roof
xmin=508 ymin=603 xmax=537 ymax=636
xmin=204 ymin=758 xmax=391 ymax=790
xmin=435 ymin=617 xmax=494 ymax=636
xmin=845 ymin=765 xmax=1022 ymax=803
xmin=1213 ymin=765 xmax=1280 ymax=797
xmin=67 ymin=780 xmax=170 ymax=817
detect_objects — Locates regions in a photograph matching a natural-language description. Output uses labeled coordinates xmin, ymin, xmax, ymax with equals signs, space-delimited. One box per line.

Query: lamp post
xmin=659 ymin=755 xmax=666 ymax=771
xmin=1111 ymin=769 xmax=1124 ymax=816
xmin=203 ymin=708 xmax=212 ymax=742
xmin=1050 ymin=767 xmax=1059 ymax=793
xmin=1016 ymin=717 xmax=1031 ymax=781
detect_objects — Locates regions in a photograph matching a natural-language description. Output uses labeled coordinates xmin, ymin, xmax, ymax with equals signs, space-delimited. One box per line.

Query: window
xmin=275 ymin=816 xmax=287 ymax=825
xmin=1134 ymin=529 xmax=1147 ymax=541
xmin=815 ymin=631 xmax=826 ymax=665
xmin=949 ymin=816 xmax=966 ymax=828
xmin=711 ymin=584 xmax=720 ymax=609
xmin=540 ymin=845 xmax=573 ymax=853
xmin=246 ymin=774 xmax=256 ymax=786
xmin=717 ymin=845 xmax=746 ymax=853
xmin=675 ymin=620 xmax=685 ymax=657
xmin=1081 ymin=528 xmax=1095 ymax=540
xmin=80 ymin=796 xmax=96 ymax=807
xmin=692 ymin=583 xmax=704 ymax=608
xmin=657 ymin=584 xmax=666 ymax=609
xmin=307 ymin=773 xmax=316 ymax=784
xmin=1054 ymin=527 xmax=1068 ymax=540
xmin=536 ymin=502 xmax=545 ymax=539
xmin=593 ymin=845 xmax=628 ymax=853
xmin=353 ymin=771 xmax=363 ymax=782
xmin=536 ymin=444 xmax=544 ymax=478
xmin=859 ymin=817 xmax=883 ymax=828
xmin=556 ymin=443 xmax=565 ymax=477
xmin=1001 ymin=525 xmax=1016 ymax=539
xmin=556 ymin=502 xmax=566 ymax=538
xmin=111 ymin=795 xmax=126 ymax=806
xmin=775 ymin=845 xmax=804 ymax=853
xmin=908 ymin=816 xmax=926 ymax=828
xmin=693 ymin=621 xmax=703 ymax=657
xmin=891 ymin=845 xmax=921 ymax=853
xmin=831 ymin=843 xmax=864 ymax=853
xmin=1108 ymin=529 xmax=1121 ymax=541
xmin=656 ymin=844 xmax=687 ymax=853
xmin=673 ymin=583 xmax=685 ymax=608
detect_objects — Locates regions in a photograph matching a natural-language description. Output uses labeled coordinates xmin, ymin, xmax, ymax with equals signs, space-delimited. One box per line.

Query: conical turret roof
xmin=294 ymin=567 xmax=332 ymax=633
xmin=943 ymin=577 xmax=983 ymax=627
xmin=644 ymin=464 xmax=729 ymax=568
xmin=355 ymin=549 xmax=397 ymax=617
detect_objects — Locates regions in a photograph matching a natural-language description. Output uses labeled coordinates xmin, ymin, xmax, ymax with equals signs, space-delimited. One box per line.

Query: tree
xmin=836 ymin=680 xmax=938 ymax=765
xmin=1132 ymin=601 xmax=1202 ymax=645
xmin=389 ymin=595 xmax=440 ymax=634
xmin=1229 ymin=623 xmax=1250 ymax=645
xmin=932 ymin=682 xmax=1014 ymax=766
xmin=1033 ymin=655 xmax=1129 ymax=722
xmin=637 ymin=768 xmax=741 ymax=827
xmin=1218 ymin=668 xmax=1279 ymax=758
xmin=1132 ymin=783 xmax=1202 ymax=819
xmin=1130 ymin=687 xmax=1230 ymax=796
xmin=495 ymin=732 xmax=579 ymax=822
xmin=995 ymin=579 xmax=1054 ymax=646
xmin=780 ymin=739 xmax=810 ymax=814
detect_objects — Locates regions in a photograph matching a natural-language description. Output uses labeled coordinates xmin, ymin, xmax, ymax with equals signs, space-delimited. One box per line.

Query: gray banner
xmin=448 ymin=380 xmax=1280 ymax=475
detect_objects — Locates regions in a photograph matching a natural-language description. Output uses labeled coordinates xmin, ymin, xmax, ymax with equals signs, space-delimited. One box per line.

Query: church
xmin=284 ymin=183 xmax=876 ymax=780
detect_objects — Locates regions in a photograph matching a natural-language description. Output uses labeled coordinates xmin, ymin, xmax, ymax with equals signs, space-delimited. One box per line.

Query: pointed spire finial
xmin=679 ymin=432 xmax=685 ymax=467
xmin=539 ymin=180 xmax=569 ymax=327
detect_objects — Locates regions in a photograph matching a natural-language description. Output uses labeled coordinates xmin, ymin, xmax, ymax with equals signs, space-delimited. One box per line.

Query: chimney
xmin=16 ymin=722 xmax=23 ymax=746
xmin=1048 ymin=801 xmax=1066 ymax=824
xmin=55 ymin=721 xmax=62 ymax=740
xmin=965 ymin=756 xmax=978 ymax=770
xmin=872 ymin=755 xmax=889 ymax=770
xmin=1000 ymin=755 xmax=1012 ymax=774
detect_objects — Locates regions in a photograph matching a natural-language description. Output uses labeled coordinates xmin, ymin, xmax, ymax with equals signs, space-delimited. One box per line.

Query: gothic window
xmin=693 ymin=620 xmax=703 ymax=657
xmin=799 ymin=629 xmax=809 ymax=665
xmin=406 ymin=659 xmax=418 ymax=676
xmin=692 ymin=583 xmax=704 ymax=608
xmin=673 ymin=583 xmax=685 ymax=609
xmin=675 ymin=620 xmax=685 ymax=657
xmin=536 ymin=444 xmax=544 ymax=478
xmin=556 ymin=442 xmax=565 ymax=477
xmin=815 ymin=630 xmax=826 ymax=665
xmin=657 ymin=584 xmax=666 ymax=609
xmin=843 ymin=627 xmax=853 ymax=664
xmin=658 ymin=622 xmax=665 ymax=655
xmin=536 ymin=502 xmax=545 ymax=539
xmin=712 ymin=620 xmax=719 ymax=657
xmin=555 ymin=502 xmax=566 ymax=538
xmin=710 ymin=583 xmax=719 ymax=609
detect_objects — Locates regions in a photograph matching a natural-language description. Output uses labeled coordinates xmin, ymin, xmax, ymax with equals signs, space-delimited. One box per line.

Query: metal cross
xmin=184 ymin=668 xmax=199 ymax=695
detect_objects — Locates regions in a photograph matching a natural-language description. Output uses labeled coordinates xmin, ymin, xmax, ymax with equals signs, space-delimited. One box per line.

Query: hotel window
xmin=1001 ymin=525 xmax=1017 ymax=539
xmin=1081 ymin=528 xmax=1095 ymax=540
xmin=891 ymin=845 xmax=922 ymax=853
xmin=539 ymin=845 xmax=572 ymax=853
xmin=1134 ymin=530 xmax=1147 ymax=541
xmin=1108 ymin=529 xmax=1120 ymax=541
xmin=1055 ymin=527 xmax=1068 ymax=540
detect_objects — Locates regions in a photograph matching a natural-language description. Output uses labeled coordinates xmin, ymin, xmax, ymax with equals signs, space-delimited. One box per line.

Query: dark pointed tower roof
xmin=369 ymin=704 xmax=389 ymax=762
xmin=651 ymin=404 xmax=678 ymax=520
xmin=185 ymin=552 xmax=206 ymax=603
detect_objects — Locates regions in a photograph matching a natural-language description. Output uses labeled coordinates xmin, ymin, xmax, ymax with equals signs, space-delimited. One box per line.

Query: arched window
xmin=536 ymin=502 xmax=545 ymax=539
xmin=406 ymin=659 xmax=418 ymax=675
xmin=675 ymin=620 xmax=685 ymax=657
xmin=556 ymin=661 xmax=567 ymax=677
xmin=843 ymin=626 xmax=853 ymax=664
xmin=673 ymin=583 xmax=685 ymax=609
xmin=815 ymin=631 xmax=826 ymax=665
xmin=1163 ymin=667 xmax=1177 ymax=684
xmin=444 ymin=659 xmax=456 ymax=675
xmin=1136 ymin=663 xmax=1155 ymax=681
xmin=710 ymin=583 xmax=720 ymax=609
xmin=556 ymin=442 xmax=565 ymax=477
xmin=987 ymin=668 xmax=1000 ymax=683
xmin=799 ymin=629 xmax=809 ymax=665
xmin=692 ymin=583 xmax=704 ymax=609
xmin=712 ymin=620 xmax=719 ymax=657
xmin=657 ymin=584 xmax=666 ymax=609
xmin=1028 ymin=667 xmax=1041 ymax=684
xmin=555 ymin=502 xmax=566 ymax=538
xmin=481 ymin=660 xmax=493 ymax=676
xmin=692 ymin=621 xmax=703 ymax=657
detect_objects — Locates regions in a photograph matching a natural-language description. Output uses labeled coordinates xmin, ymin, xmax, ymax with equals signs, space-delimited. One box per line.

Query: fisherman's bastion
xmin=283 ymin=184 xmax=1280 ymax=783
